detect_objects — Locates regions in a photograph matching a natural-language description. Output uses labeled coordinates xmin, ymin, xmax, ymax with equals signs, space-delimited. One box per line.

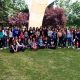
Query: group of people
xmin=0 ymin=26 xmax=80 ymax=53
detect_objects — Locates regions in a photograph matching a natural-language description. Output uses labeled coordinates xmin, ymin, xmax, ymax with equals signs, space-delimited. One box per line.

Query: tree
xmin=0 ymin=0 xmax=28 ymax=22
xmin=67 ymin=1 xmax=80 ymax=27
xmin=71 ymin=1 xmax=80 ymax=15
xmin=53 ymin=0 xmax=80 ymax=27
xmin=42 ymin=7 xmax=66 ymax=28
xmin=8 ymin=12 xmax=29 ymax=26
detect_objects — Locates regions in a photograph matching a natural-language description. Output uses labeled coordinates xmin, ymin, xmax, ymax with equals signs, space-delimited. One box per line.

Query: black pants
xmin=78 ymin=39 xmax=80 ymax=48
xmin=63 ymin=38 xmax=67 ymax=47
xmin=39 ymin=46 xmax=45 ymax=49
xmin=9 ymin=38 xmax=13 ymax=46
xmin=58 ymin=37 xmax=63 ymax=47
xmin=53 ymin=38 xmax=57 ymax=48
xmin=0 ymin=38 xmax=3 ymax=48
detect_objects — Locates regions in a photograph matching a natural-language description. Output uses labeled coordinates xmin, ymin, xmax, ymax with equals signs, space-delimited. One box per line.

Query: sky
xmin=24 ymin=0 xmax=80 ymax=9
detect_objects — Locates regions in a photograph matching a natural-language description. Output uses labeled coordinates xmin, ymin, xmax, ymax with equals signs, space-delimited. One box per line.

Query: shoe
xmin=77 ymin=48 xmax=80 ymax=50
xmin=4 ymin=47 xmax=7 ymax=49
xmin=72 ymin=47 xmax=75 ymax=49
xmin=0 ymin=48 xmax=3 ymax=50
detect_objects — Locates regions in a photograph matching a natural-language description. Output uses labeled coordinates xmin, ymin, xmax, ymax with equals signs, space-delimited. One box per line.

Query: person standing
xmin=0 ymin=28 xmax=4 ymax=50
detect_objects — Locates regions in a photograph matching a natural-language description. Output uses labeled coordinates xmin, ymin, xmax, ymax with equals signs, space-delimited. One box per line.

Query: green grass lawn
xmin=0 ymin=48 xmax=80 ymax=80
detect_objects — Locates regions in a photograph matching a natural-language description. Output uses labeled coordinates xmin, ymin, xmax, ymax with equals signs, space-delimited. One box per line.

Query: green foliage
xmin=54 ymin=0 xmax=80 ymax=27
xmin=67 ymin=1 xmax=80 ymax=27
xmin=0 ymin=0 xmax=28 ymax=22
xmin=71 ymin=1 xmax=80 ymax=15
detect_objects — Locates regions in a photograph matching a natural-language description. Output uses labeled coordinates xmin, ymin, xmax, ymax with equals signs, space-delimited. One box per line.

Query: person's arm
xmin=22 ymin=43 xmax=25 ymax=47
xmin=16 ymin=45 xmax=18 ymax=52
xmin=11 ymin=45 xmax=16 ymax=52
xmin=16 ymin=42 xmax=22 ymax=47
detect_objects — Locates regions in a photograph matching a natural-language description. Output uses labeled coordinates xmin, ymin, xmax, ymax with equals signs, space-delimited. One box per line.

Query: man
xmin=12 ymin=26 xmax=20 ymax=37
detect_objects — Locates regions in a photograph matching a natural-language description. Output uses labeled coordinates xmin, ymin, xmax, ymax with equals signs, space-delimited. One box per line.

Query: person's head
xmin=12 ymin=39 xmax=16 ymax=44
xmin=29 ymin=27 xmax=32 ymax=30
xmin=40 ymin=27 xmax=42 ymax=31
xmin=52 ymin=28 xmax=55 ymax=32
xmin=15 ymin=36 xmax=18 ymax=42
xmin=36 ymin=27 xmax=38 ymax=31
xmin=33 ymin=27 xmax=35 ymax=30
xmin=15 ymin=26 xmax=18 ymax=29
xmin=40 ymin=36 xmax=43 ymax=39
xmin=45 ymin=37 xmax=48 ymax=40
xmin=19 ymin=38 xmax=21 ymax=42
xmin=32 ymin=38 xmax=36 ymax=42
xmin=25 ymin=28 xmax=28 ymax=32
xmin=30 ymin=35 xmax=32 ymax=39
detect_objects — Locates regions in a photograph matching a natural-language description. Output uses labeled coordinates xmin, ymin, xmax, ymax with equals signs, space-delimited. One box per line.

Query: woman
xmin=43 ymin=37 xmax=48 ymax=48
xmin=31 ymin=38 xmax=38 ymax=50
xmin=38 ymin=36 xmax=45 ymax=49
xmin=16 ymin=38 xmax=25 ymax=52
xmin=67 ymin=29 xmax=73 ymax=48
xmin=0 ymin=28 xmax=3 ymax=50
xmin=48 ymin=38 xmax=56 ymax=49
xmin=8 ymin=29 xmax=13 ymax=46
xmin=10 ymin=40 xmax=18 ymax=53
xmin=19 ymin=30 xmax=24 ymax=43
xmin=57 ymin=29 xmax=63 ymax=48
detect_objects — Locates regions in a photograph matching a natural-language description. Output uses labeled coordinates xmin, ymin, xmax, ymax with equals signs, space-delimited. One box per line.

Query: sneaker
xmin=72 ymin=47 xmax=75 ymax=49
xmin=4 ymin=47 xmax=7 ymax=49
xmin=68 ymin=46 xmax=70 ymax=48
xmin=0 ymin=48 xmax=3 ymax=50
xmin=77 ymin=48 xmax=80 ymax=50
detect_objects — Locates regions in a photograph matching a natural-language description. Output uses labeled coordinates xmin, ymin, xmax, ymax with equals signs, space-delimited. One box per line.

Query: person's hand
xmin=14 ymin=50 xmax=16 ymax=52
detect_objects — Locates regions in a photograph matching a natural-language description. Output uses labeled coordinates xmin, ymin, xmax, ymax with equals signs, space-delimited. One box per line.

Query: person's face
xmin=40 ymin=36 xmax=42 ymax=39
xmin=19 ymin=39 xmax=21 ymax=42
xmin=15 ymin=27 xmax=18 ymax=29
xmin=33 ymin=38 xmax=35 ymax=41
xmin=45 ymin=37 xmax=47 ymax=40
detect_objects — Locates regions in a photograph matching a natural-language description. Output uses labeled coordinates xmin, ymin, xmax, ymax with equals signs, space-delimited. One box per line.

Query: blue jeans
xmin=67 ymin=37 xmax=74 ymax=47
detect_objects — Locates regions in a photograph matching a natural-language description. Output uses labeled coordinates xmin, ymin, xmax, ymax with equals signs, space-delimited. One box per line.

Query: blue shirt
xmin=52 ymin=32 xmax=57 ymax=39
xmin=13 ymin=28 xmax=19 ymax=37
xmin=0 ymin=32 xmax=3 ymax=39
xmin=38 ymin=39 xmax=44 ymax=46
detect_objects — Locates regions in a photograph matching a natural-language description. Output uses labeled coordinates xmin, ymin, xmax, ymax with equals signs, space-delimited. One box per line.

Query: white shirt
xmin=2 ymin=30 xmax=7 ymax=36
xmin=9 ymin=31 xmax=13 ymax=38
xmin=48 ymin=30 xmax=53 ymax=37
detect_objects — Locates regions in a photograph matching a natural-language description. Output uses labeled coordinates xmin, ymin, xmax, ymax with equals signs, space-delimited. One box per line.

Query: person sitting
xmin=48 ymin=38 xmax=56 ymax=49
xmin=31 ymin=38 xmax=38 ymax=50
xmin=38 ymin=36 xmax=45 ymax=49
xmin=28 ymin=36 xmax=32 ymax=48
xmin=23 ymin=38 xmax=28 ymax=49
xmin=43 ymin=37 xmax=49 ymax=48
xmin=10 ymin=40 xmax=18 ymax=53
xmin=16 ymin=38 xmax=25 ymax=52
